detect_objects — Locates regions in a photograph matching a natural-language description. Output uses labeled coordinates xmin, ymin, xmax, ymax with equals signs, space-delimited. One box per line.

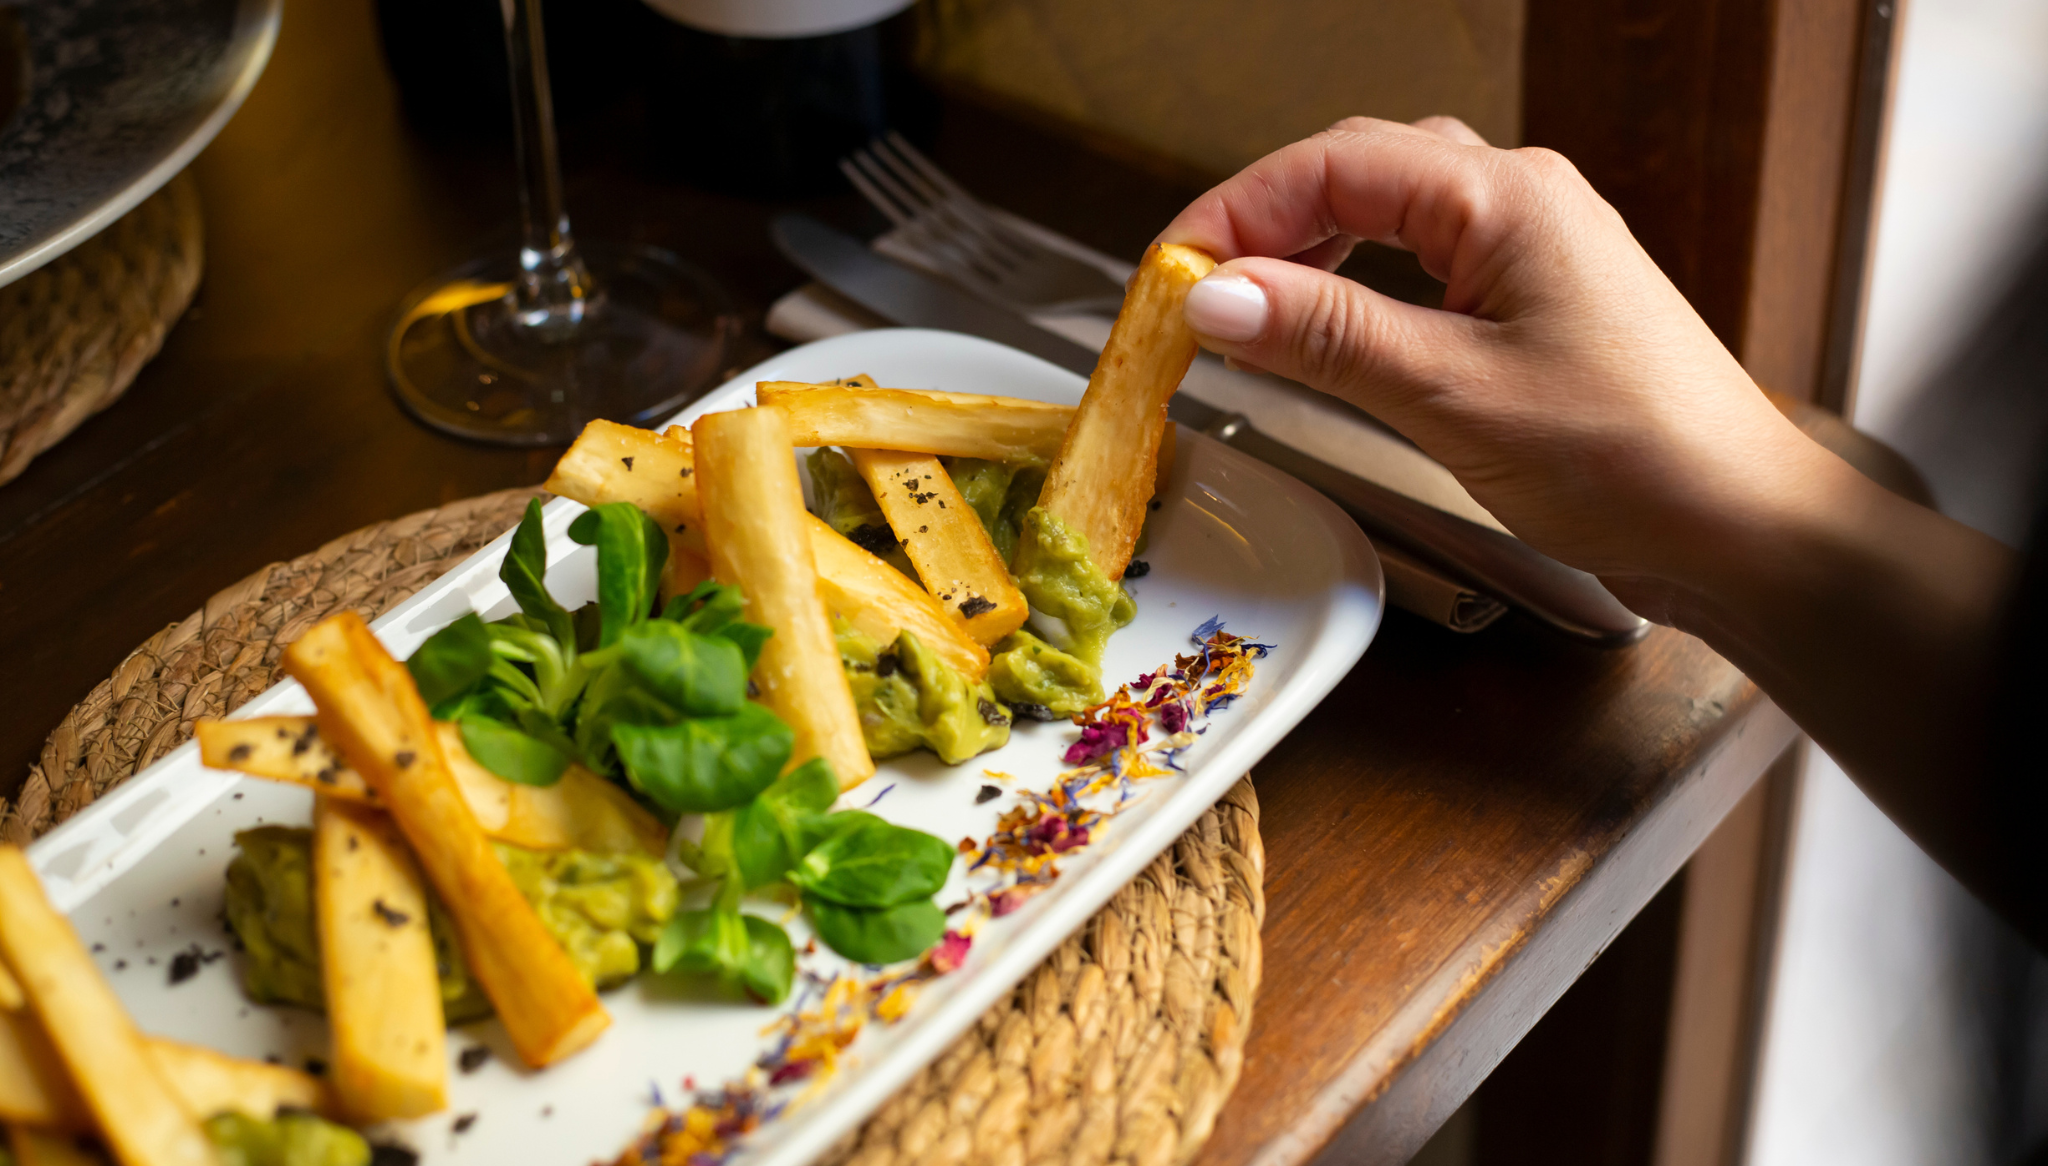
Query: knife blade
xmin=770 ymin=213 xmax=1647 ymax=647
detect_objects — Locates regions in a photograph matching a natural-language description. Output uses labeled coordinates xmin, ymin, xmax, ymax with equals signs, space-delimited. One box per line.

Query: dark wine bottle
xmin=639 ymin=0 xmax=935 ymax=196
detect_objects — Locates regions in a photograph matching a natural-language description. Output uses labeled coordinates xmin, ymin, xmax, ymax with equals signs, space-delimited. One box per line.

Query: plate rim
xmin=0 ymin=0 xmax=284 ymax=288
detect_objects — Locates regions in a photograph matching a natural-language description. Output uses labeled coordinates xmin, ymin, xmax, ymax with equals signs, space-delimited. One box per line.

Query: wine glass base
xmin=387 ymin=242 xmax=739 ymax=446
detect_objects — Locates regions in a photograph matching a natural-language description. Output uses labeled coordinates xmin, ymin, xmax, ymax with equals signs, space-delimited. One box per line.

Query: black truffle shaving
xmin=975 ymin=784 xmax=1002 ymax=804
xmin=875 ymin=652 xmax=900 ymax=679
xmin=1009 ymin=702 xmax=1059 ymax=722
xmin=958 ymin=596 xmax=997 ymax=619
xmin=370 ymin=1144 xmax=420 ymax=1166
xmin=976 ymin=698 xmax=1011 ymax=727
xmin=847 ymin=523 xmax=899 ymax=556
xmin=1124 ymin=560 xmax=1151 ymax=578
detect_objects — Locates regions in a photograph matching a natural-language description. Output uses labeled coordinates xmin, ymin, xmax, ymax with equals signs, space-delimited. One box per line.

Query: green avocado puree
xmin=223 ymin=828 xmax=678 ymax=1015
xmin=987 ymin=628 xmax=1103 ymax=715
xmin=205 ymin=1111 xmax=369 ymax=1166
xmin=943 ymin=458 xmax=1045 ymax=565
xmin=836 ymin=621 xmax=1012 ymax=764
xmin=1008 ymin=506 xmax=1135 ymax=668
xmin=494 ymin=844 xmax=679 ymax=989
xmin=806 ymin=448 xmax=918 ymax=578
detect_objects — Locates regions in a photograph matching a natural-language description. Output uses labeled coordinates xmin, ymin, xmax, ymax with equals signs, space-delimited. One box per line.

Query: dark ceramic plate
xmin=0 ymin=0 xmax=279 ymax=286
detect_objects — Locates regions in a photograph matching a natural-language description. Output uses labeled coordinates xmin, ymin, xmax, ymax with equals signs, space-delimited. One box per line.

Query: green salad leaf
xmin=806 ymin=898 xmax=949 ymax=966
xmin=567 ymin=502 xmax=669 ymax=648
xmin=406 ymin=613 xmax=494 ymax=709
xmin=612 ymin=703 xmax=792 ymax=815
xmin=457 ymin=714 xmax=571 ymax=787
xmin=790 ymin=814 xmax=956 ymax=908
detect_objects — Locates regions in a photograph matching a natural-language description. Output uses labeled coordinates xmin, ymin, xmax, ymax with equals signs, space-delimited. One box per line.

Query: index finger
xmin=1157 ymin=117 xmax=1514 ymax=293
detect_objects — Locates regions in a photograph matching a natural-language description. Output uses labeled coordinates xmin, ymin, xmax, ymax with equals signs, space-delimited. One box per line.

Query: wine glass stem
xmin=501 ymin=0 xmax=588 ymax=334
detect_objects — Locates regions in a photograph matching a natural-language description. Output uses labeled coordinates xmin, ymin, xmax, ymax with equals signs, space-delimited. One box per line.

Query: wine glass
xmin=386 ymin=0 xmax=738 ymax=446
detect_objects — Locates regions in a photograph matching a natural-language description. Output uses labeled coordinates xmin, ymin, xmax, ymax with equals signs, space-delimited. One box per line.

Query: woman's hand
xmin=1162 ymin=117 xmax=2031 ymax=935
xmin=1159 ymin=116 xmax=1830 ymax=621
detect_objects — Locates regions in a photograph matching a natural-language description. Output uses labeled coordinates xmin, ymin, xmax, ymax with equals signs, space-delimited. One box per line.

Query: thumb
xmin=1180 ymin=257 xmax=1474 ymax=423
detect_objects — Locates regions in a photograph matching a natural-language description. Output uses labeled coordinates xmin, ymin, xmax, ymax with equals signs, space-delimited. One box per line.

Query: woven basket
xmin=0 ymin=171 xmax=204 ymax=485
xmin=14 ymin=487 xmax=1264 ymax=1165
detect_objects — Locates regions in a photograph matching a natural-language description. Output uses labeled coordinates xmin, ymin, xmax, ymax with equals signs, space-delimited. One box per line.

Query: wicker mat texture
xmin=13 ymin=486 xmax=1264 ymax=1166
xmin=0 ymin=170 xmax=204 ymax=486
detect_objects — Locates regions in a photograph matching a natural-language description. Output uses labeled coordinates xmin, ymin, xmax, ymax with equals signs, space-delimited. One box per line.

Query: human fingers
xmin=1159 ymin=118 xmax=1552 ymax=314
xmin=1410 ymin=115 xmax=1490 ymax=147
xmin=1180 ymin=255 xmax=1475 ymax=435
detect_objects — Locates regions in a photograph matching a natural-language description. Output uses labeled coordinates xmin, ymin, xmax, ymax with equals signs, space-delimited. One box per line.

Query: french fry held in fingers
xmin=545 ymin=417 xmax=988 ymax=678
xmin=542 ymin=419 xmax=713 ymax=602
xmin=315 ymin=797 xmax=446 ymax=1121
xmin=692 ymin=408 xmax=875 ymax=788
xmin=1033 ymin=242 xmax=1215 ymax=579
xmin=757 ymin=381 xmax=1074 ymax=464
xmin=0 ymin=848 xmax=216 ymax=1166
xmin=198 ymin=717 xmax=668 ymax=856
xmin=846 ymin=449 xmax=1028 ymax=645
xmin=281 ymin=614 xmax=609 ymax=1068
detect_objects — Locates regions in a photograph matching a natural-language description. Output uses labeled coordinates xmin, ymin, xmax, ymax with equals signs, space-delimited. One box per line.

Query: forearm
xmin=1663 ymin=446 xmax=2019 ymax=896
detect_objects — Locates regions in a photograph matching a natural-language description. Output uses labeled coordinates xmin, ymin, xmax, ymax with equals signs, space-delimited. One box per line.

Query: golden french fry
xmin=757 ymin=382 xmax=1074 ymax=464
xmin=8 ymin=1125 xmax=101 ymax=1166
xmin=499 ymin=767 xmax=670 ymax=856
xmin=544 ymin=419 xmax=708 ymax=602
xmin=846 ymin=450 xmax=1028 ymax=646
xmin=1033 ymin=242 xmax=1215 ymax=579
xmin=0 ymin=848 xmax=215 ymax=1166
xmin=548 ymin=419 xmax=987 ymax=678
xmin=199 ymin=718 xmax=665 ymax=855
xmin=314 ymin=798 xmax=446 ymax=1121
xmin=692 ymin=408 xmax=875 ymax=788
xmin=810 ymin=525 xmax=989 ymax=678
xmin=0 ymin=1009 xmax=84 ymax=1130
xmin=144 ymin=1040 xmax=334 ymax=1123
xmin=281 ymin=614 xmax=609 ymax=1069
xmin=0 ymin=1016 xmax=334 ymax=1132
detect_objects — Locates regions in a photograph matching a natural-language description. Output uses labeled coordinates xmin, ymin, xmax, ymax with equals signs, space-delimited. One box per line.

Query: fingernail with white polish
xmin=1183 ymin=274 xmax=1267 ymax=343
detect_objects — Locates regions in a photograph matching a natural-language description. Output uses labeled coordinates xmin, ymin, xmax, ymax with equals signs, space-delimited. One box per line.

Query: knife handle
xmin=1212 ymin=420 xmax=1649 ymax=647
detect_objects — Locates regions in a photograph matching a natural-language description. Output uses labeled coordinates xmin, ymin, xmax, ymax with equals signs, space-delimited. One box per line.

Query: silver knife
xmin=770 ymin=214 xmax=1648 ymax=647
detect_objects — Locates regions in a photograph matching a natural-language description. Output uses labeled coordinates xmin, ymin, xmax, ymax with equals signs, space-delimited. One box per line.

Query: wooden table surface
xmin=0 ymin=5 xmax=1796 ymax=1165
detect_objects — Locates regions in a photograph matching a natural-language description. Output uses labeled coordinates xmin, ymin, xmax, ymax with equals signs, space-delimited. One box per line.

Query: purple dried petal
xmin=1160 ymin=702 xmax=1189 ymax=733
xmin=1062 ymin=722 xmax=1128 ymax=766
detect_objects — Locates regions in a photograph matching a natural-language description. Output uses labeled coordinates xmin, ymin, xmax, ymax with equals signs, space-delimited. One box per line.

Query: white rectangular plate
xmin=26 ymin=329 xmax=1382 ymax=1166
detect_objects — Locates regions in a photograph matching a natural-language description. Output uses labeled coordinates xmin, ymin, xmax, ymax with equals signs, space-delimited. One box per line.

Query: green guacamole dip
xmin=1008 ymin=506 xmax=1136 ymax=668
xmin=943 ymin=458 xmax=1046 ymax=565
xmin=205 ymin=1111 xmax=369 ymax=1166
xmin=807 ymin=448 xmax=917 ymax=578
xmin=837 ymin=621 xmax=1012 ymax=764
xmin=223 ymin=828 xmax=678 ymax=1013
xmin=987 ymin=628 xmax=1102 ymax=716
xmin=494 ymin=845 xmax=679 ymax=989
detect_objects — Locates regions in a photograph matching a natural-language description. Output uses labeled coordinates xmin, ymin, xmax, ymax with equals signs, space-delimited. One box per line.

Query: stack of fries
xmin=0 ymin=242 xmax=1216 ymax=1166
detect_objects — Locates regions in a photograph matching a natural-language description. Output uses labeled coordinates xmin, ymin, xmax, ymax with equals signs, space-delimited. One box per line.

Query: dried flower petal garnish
xmin=612 ymin=619 xmax=1268 ymax=1166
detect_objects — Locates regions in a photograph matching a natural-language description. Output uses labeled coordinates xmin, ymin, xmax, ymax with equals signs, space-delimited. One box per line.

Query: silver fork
xmin=840 ymin=133 xmax=1129 ymax=315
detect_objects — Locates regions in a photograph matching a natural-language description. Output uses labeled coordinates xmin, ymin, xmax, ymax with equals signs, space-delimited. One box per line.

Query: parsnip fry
xmin=692 ymin=408 xmax=875 ymax=788
xmin=199 ymin=718 xmax=665 ymax=855
xmin=547 ymin=419 xmax=987 ymax=678
xmin=847 ymin=449 xmax=1028 ymax=645
xmin=757 ymin=382 xmax=1074 ymax=464
xmin=542 ymin=420 xmax=710 ymax=602
xmin=0 ymin=1009 xmax=84 ymax=1130
xmin=281 ymin=615 xmax=609 ymax=1068
xmin=0 ymin=1019 xmax=332 ymax=1131
xmin=145 ymin=1040 xmax=334 ymax=1123
xmin=315 ymin=798 xmax=446 ymax=1121
xmin=0 ymin=848 xmax=215 ymax=1166
xmin=810 ymin=525 xmax=990 ymax=678
xmin=1033 ymin=242 xmax=1215 ymax=579
xmin=9 ymin=1126 xmax=101 ymax=1166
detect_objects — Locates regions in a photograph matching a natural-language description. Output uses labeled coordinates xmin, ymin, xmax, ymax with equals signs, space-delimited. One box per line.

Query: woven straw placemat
xmin=0 ymin=170 xmax=204 ymax=486
xmin=12 ymin=487 xmax=1264 ymax=1166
